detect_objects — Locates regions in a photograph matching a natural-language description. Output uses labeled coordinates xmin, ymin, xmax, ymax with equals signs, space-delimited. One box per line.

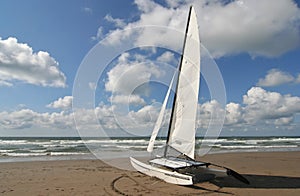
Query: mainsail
xmin=166 ymin=6 xmax=200 ymax=159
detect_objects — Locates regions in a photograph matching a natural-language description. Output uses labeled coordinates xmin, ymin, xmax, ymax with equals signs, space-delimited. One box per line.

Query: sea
xmin=0 ymin=136 xmax=300 ymax=162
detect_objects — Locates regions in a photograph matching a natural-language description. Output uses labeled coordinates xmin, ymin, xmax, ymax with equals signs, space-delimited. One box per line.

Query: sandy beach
xmin=0 ymin=151 xmax=300 ymax=195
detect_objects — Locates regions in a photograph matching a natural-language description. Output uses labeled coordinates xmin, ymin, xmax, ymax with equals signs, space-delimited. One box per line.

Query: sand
xmin=0 ymin=151 xmax=300 ymax=195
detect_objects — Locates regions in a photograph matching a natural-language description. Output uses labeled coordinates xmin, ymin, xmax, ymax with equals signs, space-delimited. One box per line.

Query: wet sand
xmin=0 ymin=151 xmax=300 ymax=195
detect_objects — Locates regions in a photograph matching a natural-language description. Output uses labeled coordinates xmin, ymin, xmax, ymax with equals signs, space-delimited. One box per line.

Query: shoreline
xmin=1 ymin=151 xmax=300 ymax=195
xmin=1 ymin=148 xmax=300 ymax=163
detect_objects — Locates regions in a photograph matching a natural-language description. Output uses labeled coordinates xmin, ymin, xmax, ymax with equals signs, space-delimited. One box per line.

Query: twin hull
xmin=130 ymin=157 xmax=226 ymax=185
xmin=130 ymin=157 xmax=193 ymax=185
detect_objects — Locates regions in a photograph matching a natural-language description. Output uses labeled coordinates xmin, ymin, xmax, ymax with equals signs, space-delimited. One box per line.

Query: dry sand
xmin=0 ymin=151 xmax=300 ymax=195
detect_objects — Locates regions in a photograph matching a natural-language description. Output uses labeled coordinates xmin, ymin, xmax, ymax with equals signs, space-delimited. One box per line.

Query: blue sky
xmin=0 ymin=0 xmax=300 ymax=137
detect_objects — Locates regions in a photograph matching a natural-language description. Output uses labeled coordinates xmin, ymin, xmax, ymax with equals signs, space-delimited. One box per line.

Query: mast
xmin=164 ymin=6 xmax=194 ymax=157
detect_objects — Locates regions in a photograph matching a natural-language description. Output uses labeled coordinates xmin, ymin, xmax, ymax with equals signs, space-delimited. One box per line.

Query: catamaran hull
xmin=130 ymin=157 xmax=194 ymax=185
xmin=130 ymin=157 xmax=227 ymax=185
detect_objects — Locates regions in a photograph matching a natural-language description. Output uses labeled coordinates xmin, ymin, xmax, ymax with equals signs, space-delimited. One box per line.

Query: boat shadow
xmin=206 ymin=174 xmax=300 ymax=189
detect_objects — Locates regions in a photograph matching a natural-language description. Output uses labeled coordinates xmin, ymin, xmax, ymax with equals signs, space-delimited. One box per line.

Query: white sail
xmin=147 ymin=74 xmax=175 ymax=153
xmin=167 ymin=6 xmax=200 ymax=159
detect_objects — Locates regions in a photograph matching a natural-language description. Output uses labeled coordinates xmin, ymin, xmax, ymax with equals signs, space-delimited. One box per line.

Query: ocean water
xmin=0 ymin=137 xmax=300 ymax=162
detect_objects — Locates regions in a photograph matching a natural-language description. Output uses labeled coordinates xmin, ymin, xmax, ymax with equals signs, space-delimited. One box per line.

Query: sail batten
xmin=166 ymin=6 xmax=200 ymax=159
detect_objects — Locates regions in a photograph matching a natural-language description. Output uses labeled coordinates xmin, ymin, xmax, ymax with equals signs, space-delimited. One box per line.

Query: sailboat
xmin=130 ymin=6 xmax=249 ymax=185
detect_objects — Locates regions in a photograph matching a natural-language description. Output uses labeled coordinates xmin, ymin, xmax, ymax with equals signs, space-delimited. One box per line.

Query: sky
xmin=0 ymin=0 xmax=300 ymax=137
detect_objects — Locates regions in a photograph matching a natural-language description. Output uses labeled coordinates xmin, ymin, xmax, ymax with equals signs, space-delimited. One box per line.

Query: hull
xmin=130 ymin=157 xmax=194 ymax=185
xmin=130 ymin=157 xmax=227 ymax=185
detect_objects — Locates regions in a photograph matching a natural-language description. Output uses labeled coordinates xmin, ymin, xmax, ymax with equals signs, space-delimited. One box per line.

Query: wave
xmin=0 ymin=137 xmax=299 ymax=160
xmin=219 ymin=145 xmax=299 ymax=149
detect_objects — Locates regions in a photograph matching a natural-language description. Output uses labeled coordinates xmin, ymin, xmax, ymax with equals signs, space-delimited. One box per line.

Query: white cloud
xmin=94 ymin=106 xmax=117 ymax=130
xmin=197 ymin=100 xmax=225 ymax=128
xmin=77 ymin=103 xmax=160 ymax=133
xmin=274 ymin=116 xmax=294 ymax=126
xmin=164 ymin=0 xmax=193 ymax=8
xmin=0 ymin=80 xmax=13 ymax=87
xmin=1 ymin=86 xmax=300 ymax=133
xmin=0 ymin=109 xmax=74 ymax=130
xmin=243 ymin=87 xmax=300 ymax=125
xmin=0 ymin=109 xmax=36 ymax=129
xmin=88 ymin=82 xmax=97 ymax=90
xmin=198 ymin=87 xmax=300 ymax=129
xmin=74 ymin=105 xmax=119 ymax=130
xmin=47 ymin=96 xmax=73 ymax=110
xmin=99 ymin=0 xmax=300 ymax=58
xmin=110 ymin=94 xmax=146 ymax=105
xmin=225 ymin=102 xmax=244 ymax=125
xmin=82 ymin=7 xmax=93 ymax=14
xmin=105 ymin=52 xmax=162 ymax=95
xmin=196 ymin=0 xmax=300 ymax=57
xmin=257 ymin=69 xmax=295 ymax=87
xmin=156 ymin=51 xmax=176 ymax=64
xmin=0 ymin=105 xmax=116 ymax=131
xmin=129 ymin=105 xmax=159 ymax=125
xmin=0 ymin=37 xmax=66 ymax=87
xmin=91 ymin=27 xmax=104 ymax=41
xmin=104 ymin=14 xmax=126 ymax=28
xmin=109 ymin=86 xmax=300 ymax=132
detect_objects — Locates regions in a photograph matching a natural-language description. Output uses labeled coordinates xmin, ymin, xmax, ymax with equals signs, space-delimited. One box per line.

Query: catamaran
xmin=130 ymin=6 xmax=249 ymax=185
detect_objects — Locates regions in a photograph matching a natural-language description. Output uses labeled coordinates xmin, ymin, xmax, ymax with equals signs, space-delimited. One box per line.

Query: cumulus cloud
xmin=75 ymin=104 xmax=119 ymax=130
xmin=104 ymin=14 xmax=126 ymax=28
xmin=257 ymin=69 xmax=295 ymax=87
xmin=47 ymin=96 xmax=73 ymax=110
xmin=99 ymin=0 xmax=300 ymax=58
xmin=1 ymin=87 xmax=300 ymax=133
xmin=0 ymin=109 xmax=36 ymax=129
xmin=129 ymin=105 xmax=159 ymax=126
xmin=110 ymin=94 xmax=146 ymax=105
xmin=243 ymin=87 xmax=300 ymax=125
xmin=198 ymin=87 xmax=300 ymax=129
xmin=156 ymin=51 xmax=177 ymax=64
xmin=0 ymin=109 xmax=74 ymax=130
xmin=91 ymin=27 xmax=105 ymax=41
xmin=0 ymin=37 xmax=66 ymax=87
xmin=0 ymin=105 xmax=116 ymax=131
xmin=105 ymin=52 xmax=162 ymax=96
xmin=196 ymin=0 xmax=300 ymax=57
xmin=274 ymin=116 xmax=294 ymax=126
xmin=197 ymin=100 xmax=226 ymax=129
xmin=109 ymin=87 xmax=300 ymax=131
xmin=95 ymin=103 xmax=115 ymax=119
xmin=225 ymin=102 xmax=244 ymax=125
